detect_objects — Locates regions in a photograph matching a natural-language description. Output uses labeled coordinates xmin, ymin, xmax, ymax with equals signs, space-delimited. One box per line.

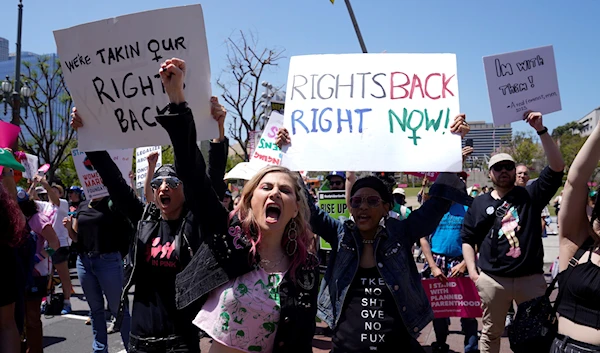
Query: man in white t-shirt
xmin=33 ymin=177 xmax=73 ymax=315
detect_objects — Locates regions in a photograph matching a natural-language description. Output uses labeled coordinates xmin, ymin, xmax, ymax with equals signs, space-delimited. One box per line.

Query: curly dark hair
xmin=0 ymin=183 xmax=26 ymax=246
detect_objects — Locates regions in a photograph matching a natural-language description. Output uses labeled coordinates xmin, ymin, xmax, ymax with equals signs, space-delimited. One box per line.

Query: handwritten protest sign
xmin=281 ymin=53 xmax=462 ymax=172
xmin=20 ymin=153 xmax=39 ymax=180
xmin=135 ymin=146 xmax=162 ymax=189
xmin=250 ymin=112 xmax=285 ymax=168
xmin=247 ymin=130 xmax=262 ymax=161
xmin=422 ymin=277 xmax=483 ymax=319
xmin=54 ymin=5 xmax=217 ymax=152
xmin=72 ymin=148 xmax=133 ymax=199
xmin=318 ymin=191 xmax=350 ymax=250
xmin=483 ymin=46 xmax=561 ymax=126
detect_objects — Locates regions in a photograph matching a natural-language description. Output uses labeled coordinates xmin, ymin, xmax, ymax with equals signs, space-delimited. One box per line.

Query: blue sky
xmin=2 ymin=0 xmax=599 ymax=135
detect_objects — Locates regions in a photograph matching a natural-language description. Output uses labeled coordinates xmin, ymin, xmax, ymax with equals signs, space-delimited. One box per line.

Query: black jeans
xmin=551 ymin=335 xmax=600 ymax=353
xmin=129 ymin=334 xmax=200 ymax=353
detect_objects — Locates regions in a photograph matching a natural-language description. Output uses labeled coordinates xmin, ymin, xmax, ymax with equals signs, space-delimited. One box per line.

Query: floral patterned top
xmin=193 ymin=267 xmax=286 ymax=353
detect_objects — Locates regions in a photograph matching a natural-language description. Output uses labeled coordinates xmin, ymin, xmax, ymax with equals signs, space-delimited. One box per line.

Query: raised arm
xmin=156 ymin=58 xmax=228 ymax=234
xmin=526 ymin=111 xmax=565 ymax=172
xmin=144 ymin=151 xmax=159 ymax=203
xmin=559 ymin=119 xmax=600 ymax=268
xmin=35 ymin=175 xmax=59 ymax=207
xmin=208 ymin=103 xmax=229 ymax=200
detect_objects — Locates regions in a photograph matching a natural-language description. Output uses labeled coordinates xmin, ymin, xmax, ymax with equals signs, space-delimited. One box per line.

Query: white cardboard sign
xmin=249 ymin=112 xmax=285 ymax=167
xmin=21 ymin=153 xmax=39 ymax=180
xmin=54 ymin=5 xmax=217 ymax=152
xmin=483 ymin=45 xmax=561 ymax=126
xmin=72 ymin=148 xmax=133 ymax=199
xmin=281 ymin=53 xmax=462 ymax=172
xmin=135 ymin=146 xmax=162 ymax=189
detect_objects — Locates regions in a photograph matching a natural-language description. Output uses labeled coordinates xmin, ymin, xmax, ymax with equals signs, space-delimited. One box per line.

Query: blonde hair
xmin=233 ymin=165 xmax=313 ymax=281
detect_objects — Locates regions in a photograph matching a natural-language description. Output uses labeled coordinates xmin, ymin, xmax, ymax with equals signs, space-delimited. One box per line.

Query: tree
xmin=496 ymin=131 xmax=544 ymax=168
xmin=217 ymin=30 xmax=285 ymax=161
xmin=551 ymin=121 xmax=583 ymax=139
xmin=17 ymin=55 xmax=75 ymax=182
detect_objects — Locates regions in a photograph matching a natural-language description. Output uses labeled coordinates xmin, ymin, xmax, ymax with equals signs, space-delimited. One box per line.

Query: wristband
xmin=168 ymin=101 xmax=189 ymax=114
xmin=536 ymin=127 xmax=548 ymax=136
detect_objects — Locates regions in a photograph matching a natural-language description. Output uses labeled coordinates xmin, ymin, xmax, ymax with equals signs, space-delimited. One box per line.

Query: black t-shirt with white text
xmin=333 ymin=266 xmax=409 ymax=353
xmin=131 ymin=218 xmax=190 ymax=338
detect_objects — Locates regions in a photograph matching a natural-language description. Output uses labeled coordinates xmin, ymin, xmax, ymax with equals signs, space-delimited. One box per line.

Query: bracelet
xmin=168 ymin=101 xmax=189 ymax=114
xmin=537 ymin=127 xmax=548 ymax=136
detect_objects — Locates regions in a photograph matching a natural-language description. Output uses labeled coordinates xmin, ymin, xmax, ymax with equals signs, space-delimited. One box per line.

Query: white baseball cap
xmin=488 ymin=153 xmax=515 ymax=169
xmin=392 ymin=188 xmax=405 ymax=196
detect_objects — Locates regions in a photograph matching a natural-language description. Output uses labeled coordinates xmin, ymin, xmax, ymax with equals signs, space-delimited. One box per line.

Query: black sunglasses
xmin=150 ymin=177 xmax=182 ymax=190
xmin=491 ymin=163 xmax=515 ymax=172
xmin=350 ymin=195 xmax=382 ymax=208
xmin=330 ymin=180 xmax=344 ymax=186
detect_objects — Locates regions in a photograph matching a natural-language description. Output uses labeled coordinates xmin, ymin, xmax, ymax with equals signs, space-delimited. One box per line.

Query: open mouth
xmin=265 ymin=204 xmax=281 ymax=224
xmin=160 ymin=195 xmax=171 ymax=207
xmin=356 ymin=214 xmax=371 ymax=224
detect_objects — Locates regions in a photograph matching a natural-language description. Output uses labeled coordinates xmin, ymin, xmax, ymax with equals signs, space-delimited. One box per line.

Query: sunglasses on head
xmin=330 ymin=180 xmax=344 ymax=186
xmin=350 ymin=195 xmax=382 ymax=208
xmin=150 ymin=176 xmax=182 ymax=190
xmin=491 ymin=163 xmax=515 ymax=172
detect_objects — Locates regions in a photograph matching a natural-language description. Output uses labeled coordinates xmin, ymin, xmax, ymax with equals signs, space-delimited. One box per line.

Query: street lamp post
xmin=259 ymin=81 xmax=275 ymax=125
xmin=12 ymin=0 xmax=25 ymax=126
xmin=2 ymin=75 xmax=31 ymax=120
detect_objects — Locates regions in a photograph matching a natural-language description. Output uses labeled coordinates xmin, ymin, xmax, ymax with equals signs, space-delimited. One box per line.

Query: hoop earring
xmin=286 ymin=218 xmax=298 ymax=256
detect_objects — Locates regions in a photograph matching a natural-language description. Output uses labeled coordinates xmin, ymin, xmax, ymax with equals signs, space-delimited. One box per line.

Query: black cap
xmin=154 ymin=164 xmax=178 ymax=179
xmin=350 ymin=176 xmax=393 ymax=205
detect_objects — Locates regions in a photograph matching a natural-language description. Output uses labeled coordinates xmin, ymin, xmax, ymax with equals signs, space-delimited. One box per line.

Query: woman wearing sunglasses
xmin=69 ymin=94 xmax=229 ymax=352
xmin=154 ymin=58 xmax=319 ymax=353
xmin=276 ymin=116 xmax=471 ymax=353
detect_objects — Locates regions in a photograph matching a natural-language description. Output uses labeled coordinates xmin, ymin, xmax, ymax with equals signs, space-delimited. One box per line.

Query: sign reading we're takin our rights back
xmin=281 ymin=53 xmax=463 ymax=172
xmin=54 ymin=5 xmax=217 ymax=152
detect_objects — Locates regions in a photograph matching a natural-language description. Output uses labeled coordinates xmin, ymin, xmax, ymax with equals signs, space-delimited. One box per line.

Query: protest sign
xmin=250 ymin=112 xmax=285 ymax=168
xmin=135 ymin=146 xmax=162 ymax=189
xmin=53 ymin=5 xmax=217 ymax=152
xmin=281 ymin=53 xmax=462 ymax=172
xmin=72 ymin=148 xmax=133 ymax=199
xmin=422 ymin=277 xmax=483 ymax=319
xmin=0 ymin=121 xmax=20 ymax=148
xmin=405 ymin=171 xmax=439 ymax=182
xmin=20 ymin=153 xmax=39 ymax=180
xmin=247 ymin=130 xmax=262 ymax=161
xmin=270 ymin=100 xmax=285 ymax=115
xmin=318 ymin=190 xmax=350 ymax=250
xmin=483 ymin=45 xmax=561 ymax=126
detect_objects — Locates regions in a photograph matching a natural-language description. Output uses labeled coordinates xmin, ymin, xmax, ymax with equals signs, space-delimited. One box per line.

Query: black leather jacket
xmin=86 ymin=132 xmax=228 ymax=337
xmin=163 ymin=108 xmax=319 ymax=353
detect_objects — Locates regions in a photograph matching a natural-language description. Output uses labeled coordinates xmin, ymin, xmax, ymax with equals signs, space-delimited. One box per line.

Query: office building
xmin=462 ymin=120 xmax=512 ymax=157
xmin=0 ymin=51 xmax=43 ymax=122
xmin=576 ymin=107 xmax=600 ymax=137
xmin=0 ymin=37 xmax=8 ymax=61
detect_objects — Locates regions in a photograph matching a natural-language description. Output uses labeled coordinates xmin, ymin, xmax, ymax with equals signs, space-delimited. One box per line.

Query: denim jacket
xmin=162 ymin=109 xmax=320 ymax=352
xmin=309 ymin=174 xmax=469 ymax=337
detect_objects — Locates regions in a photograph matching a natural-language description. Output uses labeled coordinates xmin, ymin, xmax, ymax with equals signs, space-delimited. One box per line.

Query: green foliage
xmin=226 ymin=154 xmax=244 ymax=172
xmin=162 ymin=145 xmax=174 ymax=165
xmin=13 ymin=55 xmax=75 ymax=182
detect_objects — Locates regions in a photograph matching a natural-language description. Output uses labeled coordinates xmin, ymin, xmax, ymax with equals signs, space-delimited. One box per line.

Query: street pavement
xmin=41 ymin=223 xmax=560 ymax=353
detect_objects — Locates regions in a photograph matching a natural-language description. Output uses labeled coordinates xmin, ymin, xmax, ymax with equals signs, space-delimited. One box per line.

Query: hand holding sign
xmin=70 ymin=107 xmax=83 ymax=130
xmin=523 ymin=111 xmax=544 ymax=132
xmin=449 ymin=114 xmax=470 ymax=138
xmin=275 ymin=128 xmax=291 ymax=150
xmin=159 ymin=58 xmax=186 ymax=104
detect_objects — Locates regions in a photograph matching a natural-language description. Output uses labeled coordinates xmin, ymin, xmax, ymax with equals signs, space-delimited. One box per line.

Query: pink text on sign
xmin=422 ymin=277 xmax=483 ymax=319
